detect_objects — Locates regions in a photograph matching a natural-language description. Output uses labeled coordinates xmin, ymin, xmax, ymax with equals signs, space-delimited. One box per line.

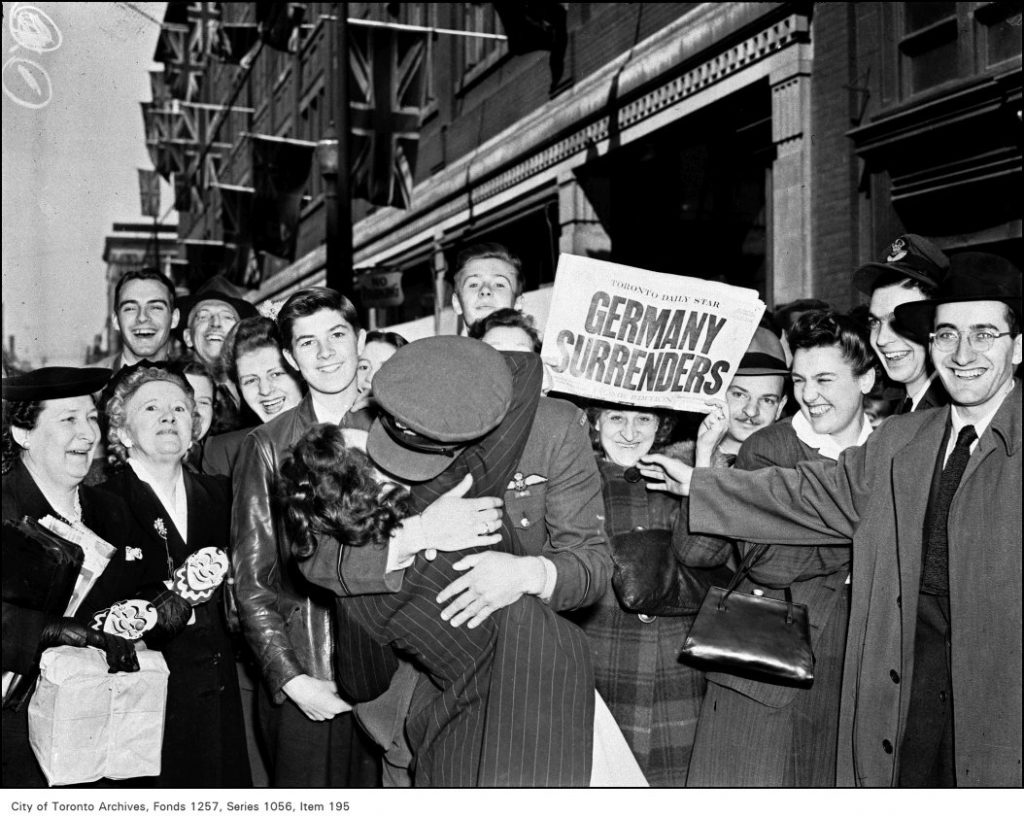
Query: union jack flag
xmin=349 ymin=27 xmax=427 ymax=209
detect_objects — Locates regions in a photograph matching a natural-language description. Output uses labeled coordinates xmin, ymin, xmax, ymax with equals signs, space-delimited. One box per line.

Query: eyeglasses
xmin=929 ymin=329 xmax=1013 ymax=352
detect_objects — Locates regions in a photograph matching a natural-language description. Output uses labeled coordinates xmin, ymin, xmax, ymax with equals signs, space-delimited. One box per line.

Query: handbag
xmin=28 ymin=645 xmax=169 ymax=786
xmin=1 ymin=517 xmax=83 ymax=615
xmin=610 ymin=528 xmax=733 ymax=617
xmin=679 ymin=544 xmax=814 ymax=687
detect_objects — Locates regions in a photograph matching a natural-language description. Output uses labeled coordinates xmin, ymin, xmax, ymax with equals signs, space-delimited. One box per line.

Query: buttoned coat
xmin=1 ymin=461 xmax=152 ymax=787
xmin=689 ymin=382 xmax=1022 ymax=786
xmin=100 ymin=465 xmax=251 ymax=788
xmin=568 ymin=457 xmax=702 ymax=786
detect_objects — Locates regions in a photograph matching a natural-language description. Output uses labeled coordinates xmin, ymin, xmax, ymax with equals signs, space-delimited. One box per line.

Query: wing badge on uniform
xmin=507 ymin=471 xmax=548 ymax=497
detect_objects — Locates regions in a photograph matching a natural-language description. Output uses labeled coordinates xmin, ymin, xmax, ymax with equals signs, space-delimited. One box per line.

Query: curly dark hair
xmin=278 ymin=424 xmax=413 ymax=559
xmin=1 ymin=400 xmax=44 ymax=474
xmin=787 ymin=309 xmax=877 ymax=378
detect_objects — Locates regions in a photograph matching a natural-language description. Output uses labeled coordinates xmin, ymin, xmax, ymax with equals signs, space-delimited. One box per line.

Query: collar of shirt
xmin=792 ymin=409 xmax=873 ymax=461
xmin=311 ymin=393 xmax=355 ymax=426
xmin=128 ymin=457 xmax=188 ymax=542
xmin=947 ymin=376 xmax=1015 ymax=462
xmin=907 ymin=371 xmax=939 ymax=410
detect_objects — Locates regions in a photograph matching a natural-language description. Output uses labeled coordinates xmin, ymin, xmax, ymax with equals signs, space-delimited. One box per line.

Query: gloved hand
xmin=39 ymin=617 xmax=140 ymax=674
xmin=139 ymin=587 xmax=193 ymax=648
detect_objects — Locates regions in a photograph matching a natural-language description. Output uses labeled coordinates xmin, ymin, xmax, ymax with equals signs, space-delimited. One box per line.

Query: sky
xmin=2 ymin=1 xmax=171 ymax=367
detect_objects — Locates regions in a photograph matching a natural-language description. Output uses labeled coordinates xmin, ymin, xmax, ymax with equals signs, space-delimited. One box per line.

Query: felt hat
xmin=853 ymin=234 xmax=949 ymax=295
xmin=367 ymin=336 xmax=512 ymax=481
xmin=2 ymin=367 xmax=112 ymax=402
xmin=176 ymin=275 xmax=258 ymax=326
xmin=893 ymin=252 xmax=1022 ymax=343
xmin=735 ymin=326 xmax=789 ymax=376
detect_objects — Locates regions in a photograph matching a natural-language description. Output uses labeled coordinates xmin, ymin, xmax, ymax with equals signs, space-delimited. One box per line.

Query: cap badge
xmin=887 ymin=238 xmax=907 ymax=263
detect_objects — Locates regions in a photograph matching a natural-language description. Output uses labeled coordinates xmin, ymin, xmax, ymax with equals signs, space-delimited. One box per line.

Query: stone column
xmin=557 ymin=169 xmax=612 ymax=259
xmin=769 ymin=47 xmax=814 ymax=306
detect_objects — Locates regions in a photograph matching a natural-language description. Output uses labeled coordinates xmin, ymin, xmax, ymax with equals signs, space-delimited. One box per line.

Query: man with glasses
xmin=855 ymin=234 xmax=950 ymax=413
xmin=638 ymin=252 xmax=1021 ymax=787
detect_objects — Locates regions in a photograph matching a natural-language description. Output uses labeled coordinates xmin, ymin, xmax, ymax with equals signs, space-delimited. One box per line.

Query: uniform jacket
xmin=100 ymin=465 xmax=250 ymax=787
xmin=689 ymin=382 xmax=1022 ymax=786
xmin=231 ymin=395 xmax=392 ymax=703
xmin=502 ymin=396 xmax=611 ymax=609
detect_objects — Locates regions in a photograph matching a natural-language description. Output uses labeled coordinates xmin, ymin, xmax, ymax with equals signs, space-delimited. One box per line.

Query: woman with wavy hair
xmin=683 ymin=310 xmax=877 ymax=787
xmin=99 ymin=363 xmax=250 ymax=788
xmin=202 ymin=316 xmax=305 ymax=477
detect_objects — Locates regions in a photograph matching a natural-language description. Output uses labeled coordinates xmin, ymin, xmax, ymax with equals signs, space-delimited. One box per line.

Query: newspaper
xmin=37 ymin=515 xmax=116 ymax=616
xmin=1 ymin=516 xmax=117 ymax=702
xmin=540 ymin=254 xmax=766 ymax=413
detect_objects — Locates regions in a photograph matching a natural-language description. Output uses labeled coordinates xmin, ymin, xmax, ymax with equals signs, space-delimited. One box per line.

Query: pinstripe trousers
xmin=338 ymin=352 xmax=595 ymax=785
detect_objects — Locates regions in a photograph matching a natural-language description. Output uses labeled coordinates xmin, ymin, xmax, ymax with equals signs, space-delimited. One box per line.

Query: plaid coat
xmin=568 ymin=455 xmax=708 ymax=786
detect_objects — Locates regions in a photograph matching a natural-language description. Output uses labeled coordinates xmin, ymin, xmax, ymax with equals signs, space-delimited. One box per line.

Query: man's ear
xmin=1012 ymin=333 xmax=1022 ymax=366
xmin=451 ymin=292 xmax=464 ymax=317
xmin=356 ymin=328 xmax=367 ymax=354
xmin=111 ymin=308 xmax=123 ymax=335
xmin=859 ymin=368 xmax=877 ymax=395
xmin=182 ymin=327 xmax=195 ymax=350
xmin=774 ymin=395 xmax=788 ymax=421
xmin=514 ymin=294 xmax=525 ymax=312
xmin=170 ymin=308 xmax=180 ymax=331
xmin=282 ymin=347 xmax=298 ymax=372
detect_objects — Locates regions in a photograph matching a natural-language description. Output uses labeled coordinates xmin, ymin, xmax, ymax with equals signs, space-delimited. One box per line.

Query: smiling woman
xmin=1 ymin=366 xmax=157 ymax=787
xmin=99 ymin=363 xmax=251 ymax=787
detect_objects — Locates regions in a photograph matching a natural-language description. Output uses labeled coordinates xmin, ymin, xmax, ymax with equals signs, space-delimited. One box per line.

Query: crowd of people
xmin=1 ymin=237 xmax=1020 ymax=789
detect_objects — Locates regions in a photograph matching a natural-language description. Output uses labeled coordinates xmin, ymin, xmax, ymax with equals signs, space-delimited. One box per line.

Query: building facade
xmin=160 ymin=2 xmax=1022 ymax=338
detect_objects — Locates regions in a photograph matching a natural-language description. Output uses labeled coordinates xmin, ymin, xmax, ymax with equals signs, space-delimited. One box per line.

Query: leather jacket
xmin=231 ymin=394 xmax=389 ymax=702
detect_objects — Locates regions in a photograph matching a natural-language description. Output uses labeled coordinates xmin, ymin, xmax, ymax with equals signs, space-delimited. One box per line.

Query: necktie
xmin=898 ymin=395 xmax=914 ymax=415
xmin=921 ymin=425 xmax=977 ymax=595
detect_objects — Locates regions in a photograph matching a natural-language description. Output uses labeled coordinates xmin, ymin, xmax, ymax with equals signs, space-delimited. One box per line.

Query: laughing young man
xmin=98 ymin=268 xmax=180 ymax=370
xmin=855 ymin=234 xmax=950 ymax=413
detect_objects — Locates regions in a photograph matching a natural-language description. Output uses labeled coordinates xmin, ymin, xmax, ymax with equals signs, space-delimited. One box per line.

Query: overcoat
xmin=681 ymin=418 xmax=851 ymax=787
xmin=1 ymin=460 xmax=149 ymax=787
xmin=689 ymin=382 xmax=1022 ymax=786
xmin=100 ymin=466 xmax=251 ymax=788
xmin=568 ymin=457 xmax=702 ymax=786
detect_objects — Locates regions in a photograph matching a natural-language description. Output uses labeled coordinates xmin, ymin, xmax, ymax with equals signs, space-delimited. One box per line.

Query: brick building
xmin=158 ymin=2 xmax=1022 ymax=338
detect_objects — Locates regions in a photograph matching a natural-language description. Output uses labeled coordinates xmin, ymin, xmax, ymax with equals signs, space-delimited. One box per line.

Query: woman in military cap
xmin=2 ymin=367 xmax=147 ymax=787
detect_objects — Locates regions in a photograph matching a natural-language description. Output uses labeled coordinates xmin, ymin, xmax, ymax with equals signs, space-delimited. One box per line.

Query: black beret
xmin=367 ymin=336 xmax=512 ymax=481
xmin=2 ymin=367 xmax=112 ymax=402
